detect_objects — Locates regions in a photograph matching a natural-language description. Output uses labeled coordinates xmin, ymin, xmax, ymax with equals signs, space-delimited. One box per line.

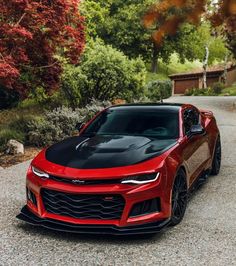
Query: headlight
xmin=121 ymin=173 xmax=160 ymax=185
xmin=32 ymin=166 xmax=49 ymax=179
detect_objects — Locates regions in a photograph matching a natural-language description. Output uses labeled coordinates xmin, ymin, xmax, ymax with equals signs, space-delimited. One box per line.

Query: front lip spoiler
xmin=16 ymin=206 xmax=171 ymax=235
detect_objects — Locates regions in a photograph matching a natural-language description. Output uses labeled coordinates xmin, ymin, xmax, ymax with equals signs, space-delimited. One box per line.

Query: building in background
xmin=169 ymin=63 xmax=236 ymax=95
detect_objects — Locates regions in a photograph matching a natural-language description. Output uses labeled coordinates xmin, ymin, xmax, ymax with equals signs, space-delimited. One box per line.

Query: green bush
xmin=26 ymin=108 xmax=81 ymax=147
xmin=26 ymin=100 xmax=111 ymax=147
xmin=60 ymin=41 xmax=147 ymax=107
xmin=145 ymin=80 xmax=172 ymax=101
xmin=9 ymin=115 xmax=42 ymax=134
xmin=184 ymin=88 xmax=194 ymax=96
xmin=0 ymin=128 xmax=24 ymax=151
xmin=60 ymin=65 xmax=87 ymax=108
xmin=212 ymin=82 xmax=224 ymax=95
xmin=184 ymin=87 xmax=215 ymax=96
xmin=79 ymin=99 xmax=111 ymax=121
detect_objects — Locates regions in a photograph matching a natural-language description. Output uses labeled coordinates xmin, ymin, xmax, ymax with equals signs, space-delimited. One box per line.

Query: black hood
xmin=45 ymin=135 xmax=177 ymax=169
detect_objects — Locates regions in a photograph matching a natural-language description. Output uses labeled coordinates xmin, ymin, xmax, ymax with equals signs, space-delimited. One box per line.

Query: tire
xmin=170 ymin=169 xmax=188 ymax=226
xmin=211 ymin=136 xmax=221 ymax=176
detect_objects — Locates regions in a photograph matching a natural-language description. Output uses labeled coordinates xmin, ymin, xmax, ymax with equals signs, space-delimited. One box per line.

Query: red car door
xmin=182 ymin=107 xmax=211 ymax=186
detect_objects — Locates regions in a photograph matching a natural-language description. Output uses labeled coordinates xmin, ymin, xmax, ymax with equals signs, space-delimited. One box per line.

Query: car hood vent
xmin=45 ymin=135 xmax=177 ymax=169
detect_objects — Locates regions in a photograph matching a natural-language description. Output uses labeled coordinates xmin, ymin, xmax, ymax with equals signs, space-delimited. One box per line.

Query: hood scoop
xmin=46 ymin=135 xmax=177 ymax=169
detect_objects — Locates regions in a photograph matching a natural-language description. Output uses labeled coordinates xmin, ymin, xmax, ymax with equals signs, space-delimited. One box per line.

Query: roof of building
xmin=169 ymin=63 xmax=236 ymax=79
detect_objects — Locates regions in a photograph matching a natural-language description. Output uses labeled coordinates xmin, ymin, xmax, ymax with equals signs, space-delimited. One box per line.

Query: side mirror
xmin=190 ymin=124 xmax=205 ymax=136
xmin=75 ymin=122 xmax=85 ymax=132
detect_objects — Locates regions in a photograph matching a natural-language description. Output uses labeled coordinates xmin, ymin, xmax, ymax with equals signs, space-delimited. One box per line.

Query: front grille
xmin=49 ymin=175 xmax=122 ymax=185
xmin=41 ymin=189 xmax=125 ymax=220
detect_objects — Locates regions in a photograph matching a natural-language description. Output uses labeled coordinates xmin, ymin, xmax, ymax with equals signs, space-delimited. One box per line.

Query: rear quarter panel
xmin=200 ymin=110 xmax=220 ymax=158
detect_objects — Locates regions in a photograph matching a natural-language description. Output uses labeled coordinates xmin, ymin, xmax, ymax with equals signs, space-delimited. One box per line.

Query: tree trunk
xmin=202 ymin=45 xmax=209 ymax=89
xmin=151 ymin=43 xmax=158 ymax=73
xmin=222 ymin=54 xmax=228 ymax=84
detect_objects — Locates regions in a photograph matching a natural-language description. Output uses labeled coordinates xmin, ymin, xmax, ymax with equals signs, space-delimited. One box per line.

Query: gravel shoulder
xmin=0 ymin=96 xmax=236 ymax=266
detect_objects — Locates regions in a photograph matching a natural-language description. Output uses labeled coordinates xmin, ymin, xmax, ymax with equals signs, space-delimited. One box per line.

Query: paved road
xmin=0 ymin=96 xmax=236 ymax=266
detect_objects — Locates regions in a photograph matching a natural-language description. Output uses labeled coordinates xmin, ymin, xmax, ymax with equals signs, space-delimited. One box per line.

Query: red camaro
xmin=17 ymin=103 xmax=221 ymax=235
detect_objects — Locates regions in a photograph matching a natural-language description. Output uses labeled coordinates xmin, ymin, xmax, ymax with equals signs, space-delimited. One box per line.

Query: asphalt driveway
xmin=0 ymin=96 xmax=236 ymax=266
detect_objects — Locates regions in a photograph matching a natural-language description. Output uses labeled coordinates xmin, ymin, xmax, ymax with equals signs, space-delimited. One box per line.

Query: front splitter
xmin=17 ymin=206 xmax=170 ymax=235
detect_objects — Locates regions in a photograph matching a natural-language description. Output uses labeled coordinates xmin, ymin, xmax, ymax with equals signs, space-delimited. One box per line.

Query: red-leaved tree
xmin=0 ymin=0 xmax=85 ymax=96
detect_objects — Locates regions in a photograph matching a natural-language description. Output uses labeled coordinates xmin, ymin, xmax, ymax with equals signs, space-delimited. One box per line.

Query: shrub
xmin=212 ymin=82 xmax=224 ymax=95
xmin=9 ymin=115 xmax=42 ymax=134
xmin=60 ymin=66 xmax=87 ymax=109
xmin=26 ymin=108 xmax=81 ymax=147
xmin=26 ymin=100 xmax=111 ymax=147
xmin=0 ymin=128 xmax=24 ymax=151
xmin=60 ymin=41 xmax=147 ymax=107
xmin=145 ymin=80 xmax=172 ymax=101
xmin=184 ymin=87 xmax=215 ymax=96
xmin=79 ymin=99 xmax=111 ymax=121
xmin=184 ymin=88 xmax=194 ymax=96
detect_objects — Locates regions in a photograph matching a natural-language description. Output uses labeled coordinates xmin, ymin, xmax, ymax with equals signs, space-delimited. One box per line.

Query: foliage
xmin=0 ymin=128 xmax=24 ymax=150
xmin=0 ymin=85 xmax=20 ymax=110
xmin=81 ymin=0 xmax=228 ymax=73
xmin=26 ymin=108 xmax=82 ymax=147
xmin=8 ymin=114 xmax=41 ymax=134
xmin=146 ymin=71 xmax=169 ymax=82
xmin=188 ymin=23 xmax=228 ymax=64
xmin=81 ymin=0 xmax=154 ymax=59
xmin=221 ymin=83 xmax=236 ymax=96
xmin=184 ymin=87 xmax=215 ymax=96
xmin=211 ymin=0 xmax=236 ymax=58
xmin=61 ymin=41 xmax=147 ymax=107
xmin=80 ymin=1 xmax=110 ymax=40
xmin=184 ymin=82 xmax=225 ymax=96
xmin=145 ymin=80 xmax=172 ymax=100
xmin=144 ymin=0 xmax=234 ymax=60
xmin=60 ymin=65 xmax=87 ymax=109
xmin=79 ymin=99 xmax=111 ymax=121
xmin=0 ymin=0 xmax=85 ymax=97
xmin=26 ymin=100 xmax=111 ymax=147
xmin=212 ymin=82 xmax=224 ymax=94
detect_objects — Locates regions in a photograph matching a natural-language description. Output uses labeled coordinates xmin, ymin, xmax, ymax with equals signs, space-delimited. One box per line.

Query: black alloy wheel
xmin=211 ymin=136 xmax=221 ymax=175
xmin=170 ymin=169 xmax=188 ymax=226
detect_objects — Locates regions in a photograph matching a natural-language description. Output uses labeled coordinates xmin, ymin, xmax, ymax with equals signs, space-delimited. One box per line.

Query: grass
xmin=146 ymin=54 xmax=202 ymax=83
xmin=221 ymin=84 xmax=236 ymax=96
xmin=0 ymin=102 xmax=44 ymax=150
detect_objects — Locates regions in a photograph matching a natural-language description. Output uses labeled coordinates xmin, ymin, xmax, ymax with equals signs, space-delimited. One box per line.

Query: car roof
xmin=109 ymin=103 xmax=184 ymax=113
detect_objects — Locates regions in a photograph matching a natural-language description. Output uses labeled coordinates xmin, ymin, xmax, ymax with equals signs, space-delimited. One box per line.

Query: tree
xmin=0 ymin=0 xmax=85 ymax=97
xmin=81 ymin=0 xmax=154 ymax=60
xmin=143 ymin=0 xmax=235 ymax=60
xmin=61 ymin=41 xmax=147 ymax=107
xmin=81 ymin=0 xmax=213 ymax=73
xmin=211 ymin=0 xmax=236 ymax=58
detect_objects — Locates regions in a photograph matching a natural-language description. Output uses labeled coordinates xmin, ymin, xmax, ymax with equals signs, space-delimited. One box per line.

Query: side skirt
xmin=187 ymin=169 xmax=211 ymax=198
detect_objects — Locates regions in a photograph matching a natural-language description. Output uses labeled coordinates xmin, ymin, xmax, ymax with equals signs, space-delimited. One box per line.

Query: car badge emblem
xmin=72 ymin=179 xmax=85 ymax=184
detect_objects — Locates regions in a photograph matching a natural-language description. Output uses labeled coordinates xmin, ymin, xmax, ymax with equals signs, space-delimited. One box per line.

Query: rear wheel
xmin=211 ymin=136 xmax=221 ymax=176
xmin=170 ymin=169 xmax=188 ymax=226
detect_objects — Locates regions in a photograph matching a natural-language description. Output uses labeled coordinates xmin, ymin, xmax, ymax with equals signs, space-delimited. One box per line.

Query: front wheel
xmin=170 ymin=169 xmax=188 ymax=226
xmin=211 ymin=136 xmax=221 ymax=176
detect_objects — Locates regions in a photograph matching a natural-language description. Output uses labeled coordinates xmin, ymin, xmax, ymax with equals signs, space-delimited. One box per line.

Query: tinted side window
xmin=183 ymin=108 xmax=200 ymax=135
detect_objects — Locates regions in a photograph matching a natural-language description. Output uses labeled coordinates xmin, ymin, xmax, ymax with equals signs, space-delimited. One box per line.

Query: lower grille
xmin=129 ymin=198 xmax=161 ymax=218
xmin=27 ymin=188 xmax=37 ymax=207
xmin=41 ymin=189 xmax=125 ymax=220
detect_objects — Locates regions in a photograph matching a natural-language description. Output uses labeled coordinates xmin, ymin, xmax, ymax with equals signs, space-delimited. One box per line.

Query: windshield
xmin=82 ymin=109 xmax=179 ymax=139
